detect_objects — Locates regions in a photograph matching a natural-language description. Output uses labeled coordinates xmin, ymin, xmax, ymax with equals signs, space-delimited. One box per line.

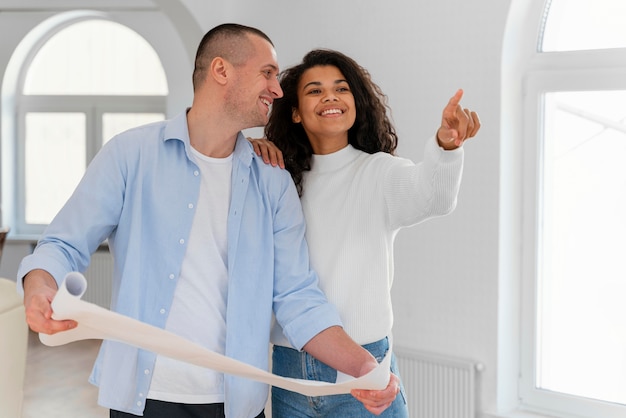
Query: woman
xmin=253 ymin=49 xmax=480 ymax=417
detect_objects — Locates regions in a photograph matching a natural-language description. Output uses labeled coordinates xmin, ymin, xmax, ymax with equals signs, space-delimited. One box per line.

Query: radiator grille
xmin=395 ymin=346 xmax=482 ymax=418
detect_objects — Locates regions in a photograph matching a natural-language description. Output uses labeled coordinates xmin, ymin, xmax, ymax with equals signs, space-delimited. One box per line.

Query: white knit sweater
xmin=271 ymin=137 xmax=464 ymax=346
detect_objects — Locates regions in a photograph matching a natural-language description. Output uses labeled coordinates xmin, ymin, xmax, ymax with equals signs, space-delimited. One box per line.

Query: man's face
xmin=224 ymin=35 xmax=283 ymax=129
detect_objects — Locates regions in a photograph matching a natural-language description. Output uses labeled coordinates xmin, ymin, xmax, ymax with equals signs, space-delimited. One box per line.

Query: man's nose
xmin=270 ymin=78 xmax=283 ymax=98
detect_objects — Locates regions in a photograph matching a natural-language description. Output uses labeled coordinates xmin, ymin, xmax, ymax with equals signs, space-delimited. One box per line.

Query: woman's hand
xmin=436 ymin=89 xmax=481 ymax=150
xmin=247 ymin=137 xmax=285 ymax=169
xmin=351 ymin=372 xmax=401 ymax=415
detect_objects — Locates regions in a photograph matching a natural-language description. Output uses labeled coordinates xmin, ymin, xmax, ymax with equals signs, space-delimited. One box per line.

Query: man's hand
xmin=351 ymin=372 xmax=401 ymax=415
xmin=22 ymin=269 xmax=77 ymax=334
xmin=436 ymin=89 xmax=481 ymax=150
xmin=248 ymin=137 xmax=285 ymax=169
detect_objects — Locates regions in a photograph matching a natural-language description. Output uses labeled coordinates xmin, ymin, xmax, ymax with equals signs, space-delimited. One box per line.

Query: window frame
xmin=1 ymin=9 xmax=189 ymax=238
xmin=16 ymin=94 xmax=166 ymax=235
xmin=519 ymin=46 xmax=626 ymax=418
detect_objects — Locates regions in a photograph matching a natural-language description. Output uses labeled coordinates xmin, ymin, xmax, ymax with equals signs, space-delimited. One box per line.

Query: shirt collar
xmin=162 ymin=109 xmax=254 ymax=167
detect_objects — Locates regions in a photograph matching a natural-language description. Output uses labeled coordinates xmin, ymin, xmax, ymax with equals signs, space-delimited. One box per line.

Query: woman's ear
xmin=292 ymin=108 xmax=301 ymax=123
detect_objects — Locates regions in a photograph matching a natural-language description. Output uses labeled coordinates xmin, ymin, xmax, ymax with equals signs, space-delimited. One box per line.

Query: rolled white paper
xmin=41 ymin=272 xmax=390 ymax=396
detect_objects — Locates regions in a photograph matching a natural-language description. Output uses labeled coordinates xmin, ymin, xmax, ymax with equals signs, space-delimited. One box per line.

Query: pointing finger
xmin=445 ymin=89 xmax=464 ymax=114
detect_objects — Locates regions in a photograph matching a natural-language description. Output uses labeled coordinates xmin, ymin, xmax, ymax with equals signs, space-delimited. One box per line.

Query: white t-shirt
xmin=148 ymin=147 xmax=232 ymax=404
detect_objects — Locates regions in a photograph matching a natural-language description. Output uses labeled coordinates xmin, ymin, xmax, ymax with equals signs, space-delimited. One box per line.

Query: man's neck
xmin=186 ymin=106 xmax=238 ymax=158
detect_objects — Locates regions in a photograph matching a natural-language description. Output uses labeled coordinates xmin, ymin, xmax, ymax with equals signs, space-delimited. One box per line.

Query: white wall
xmin=0 ymin=0 xmax=514 ymax=415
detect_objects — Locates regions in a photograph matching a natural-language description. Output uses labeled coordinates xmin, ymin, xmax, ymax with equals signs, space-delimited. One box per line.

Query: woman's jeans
xmin=271 ymin=337 xmax=408 ymax=417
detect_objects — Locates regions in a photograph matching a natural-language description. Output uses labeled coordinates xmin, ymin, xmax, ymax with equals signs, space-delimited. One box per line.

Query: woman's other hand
xmin=247 ymin=137 xmax=285 ymax=169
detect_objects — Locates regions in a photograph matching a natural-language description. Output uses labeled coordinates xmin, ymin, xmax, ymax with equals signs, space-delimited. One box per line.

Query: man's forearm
xmin=302 ymin=325 xmax=378 ymax=377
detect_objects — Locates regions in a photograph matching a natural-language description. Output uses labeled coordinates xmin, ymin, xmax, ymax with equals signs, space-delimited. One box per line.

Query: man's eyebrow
xmin=263 ymin=64 xmax=279 ymax=72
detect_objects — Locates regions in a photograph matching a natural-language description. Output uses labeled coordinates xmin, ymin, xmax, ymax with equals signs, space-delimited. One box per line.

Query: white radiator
xmin=82 ymin=248 xmax=113 ymax=308
xmin=395 ymin=346 xmax=483 ymax=418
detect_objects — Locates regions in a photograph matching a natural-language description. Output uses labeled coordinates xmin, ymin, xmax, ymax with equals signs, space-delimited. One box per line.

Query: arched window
xmin=19 ymin=19 xmax=167 ymax=232
xmin=10 ymin=16 xmax=168 ymax=235
xmin=515 ymin=1 xmax=626 ymax=417
xmin=540 ymin=0 xmax=626 ymax=51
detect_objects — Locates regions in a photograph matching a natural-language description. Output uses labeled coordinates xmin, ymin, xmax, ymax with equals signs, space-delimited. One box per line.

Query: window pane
xmin=23 ymin=19 xmax=168 ymax=95
xmin=537 ymin=90 xmax=626 ymax=405
xmin=541 ymin=0 xmax=626 ymax=51
xmin=102 ymin=113 xmax=165 ymax=145
xmin=25 ymin=113 xmax=86 ymax=224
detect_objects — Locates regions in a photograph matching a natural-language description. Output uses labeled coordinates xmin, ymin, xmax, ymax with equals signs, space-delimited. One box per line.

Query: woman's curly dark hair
xmin=265 ymin=49 xmax=398 ymax=195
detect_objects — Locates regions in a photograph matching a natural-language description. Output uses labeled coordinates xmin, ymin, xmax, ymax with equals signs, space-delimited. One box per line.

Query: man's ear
xmin=292 ymin=108 xmax=301 ymax=123
xmin=210 ymin=57 xmax=230 ymax=85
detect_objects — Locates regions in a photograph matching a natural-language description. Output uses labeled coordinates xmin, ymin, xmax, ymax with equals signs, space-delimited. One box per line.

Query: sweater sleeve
xmin=383 ymin=136 xmax=464 ymax=230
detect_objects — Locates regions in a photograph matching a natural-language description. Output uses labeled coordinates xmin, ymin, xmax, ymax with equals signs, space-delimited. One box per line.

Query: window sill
xmin=6 ymin=234 xmax=40 ymax=245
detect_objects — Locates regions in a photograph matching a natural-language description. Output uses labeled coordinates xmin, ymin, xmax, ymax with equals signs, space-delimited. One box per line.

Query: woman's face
xmin=292 ymin=65 xmax=357 ymax=155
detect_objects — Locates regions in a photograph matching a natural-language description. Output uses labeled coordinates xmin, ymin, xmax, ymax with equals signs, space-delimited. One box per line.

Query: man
xmin=19 ymin=24 xmax=397 ymax=418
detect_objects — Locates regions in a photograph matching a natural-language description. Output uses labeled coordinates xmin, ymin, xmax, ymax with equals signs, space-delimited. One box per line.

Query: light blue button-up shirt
xmin=18 ymin=110 xmax=342 ymax=418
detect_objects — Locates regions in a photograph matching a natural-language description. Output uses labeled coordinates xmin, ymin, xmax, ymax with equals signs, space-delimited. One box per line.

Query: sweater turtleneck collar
xmin=310 ymin=144 xmax=361 ymax=173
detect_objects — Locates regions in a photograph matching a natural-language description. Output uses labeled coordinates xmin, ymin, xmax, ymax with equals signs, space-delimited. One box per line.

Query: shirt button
xmin=159 ymin=308 xmax=166 ymax=314
xmin=139 ymin=393 xmax=144 ymax=398
xmin=179 ymin=239 xmax=185 ymax=245
xmin=188 ymin=203 xmax=194 ymax=209
xmin=144 ymin=369 xmax=150 ymax=375
xmin=137 ymin=401 xmax=142 ymax=407
xmin=169 ymin=274 xmax=175 ymax=280
xmin=194 ymin=170 xmax=200 ymax=176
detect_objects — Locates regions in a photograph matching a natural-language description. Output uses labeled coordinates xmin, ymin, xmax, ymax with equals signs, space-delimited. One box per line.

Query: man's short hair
xmin=192 ymin=23 xmax=274 ymax=90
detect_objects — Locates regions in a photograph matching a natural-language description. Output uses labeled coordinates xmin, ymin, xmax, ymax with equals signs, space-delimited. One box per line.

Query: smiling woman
xmin=254 ymin=48 xmax=480 ymax=418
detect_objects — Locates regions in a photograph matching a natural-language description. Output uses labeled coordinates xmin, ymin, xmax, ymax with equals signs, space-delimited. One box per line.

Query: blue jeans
xmin=271 ymin=337 xmax=408 ymax=418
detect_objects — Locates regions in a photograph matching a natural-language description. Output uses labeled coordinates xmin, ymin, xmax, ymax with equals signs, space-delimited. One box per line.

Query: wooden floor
xmin=21 ymin=331 xmax=273 ymax=417
xmin=22 ymin=330 xmax=108 ymax=418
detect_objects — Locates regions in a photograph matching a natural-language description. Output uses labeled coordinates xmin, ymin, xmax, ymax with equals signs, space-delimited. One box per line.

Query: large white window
xmin=520 ymin=1 xmax=626 ymax=417
xmin=15 ymin=18 xmax=167 ymax=235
